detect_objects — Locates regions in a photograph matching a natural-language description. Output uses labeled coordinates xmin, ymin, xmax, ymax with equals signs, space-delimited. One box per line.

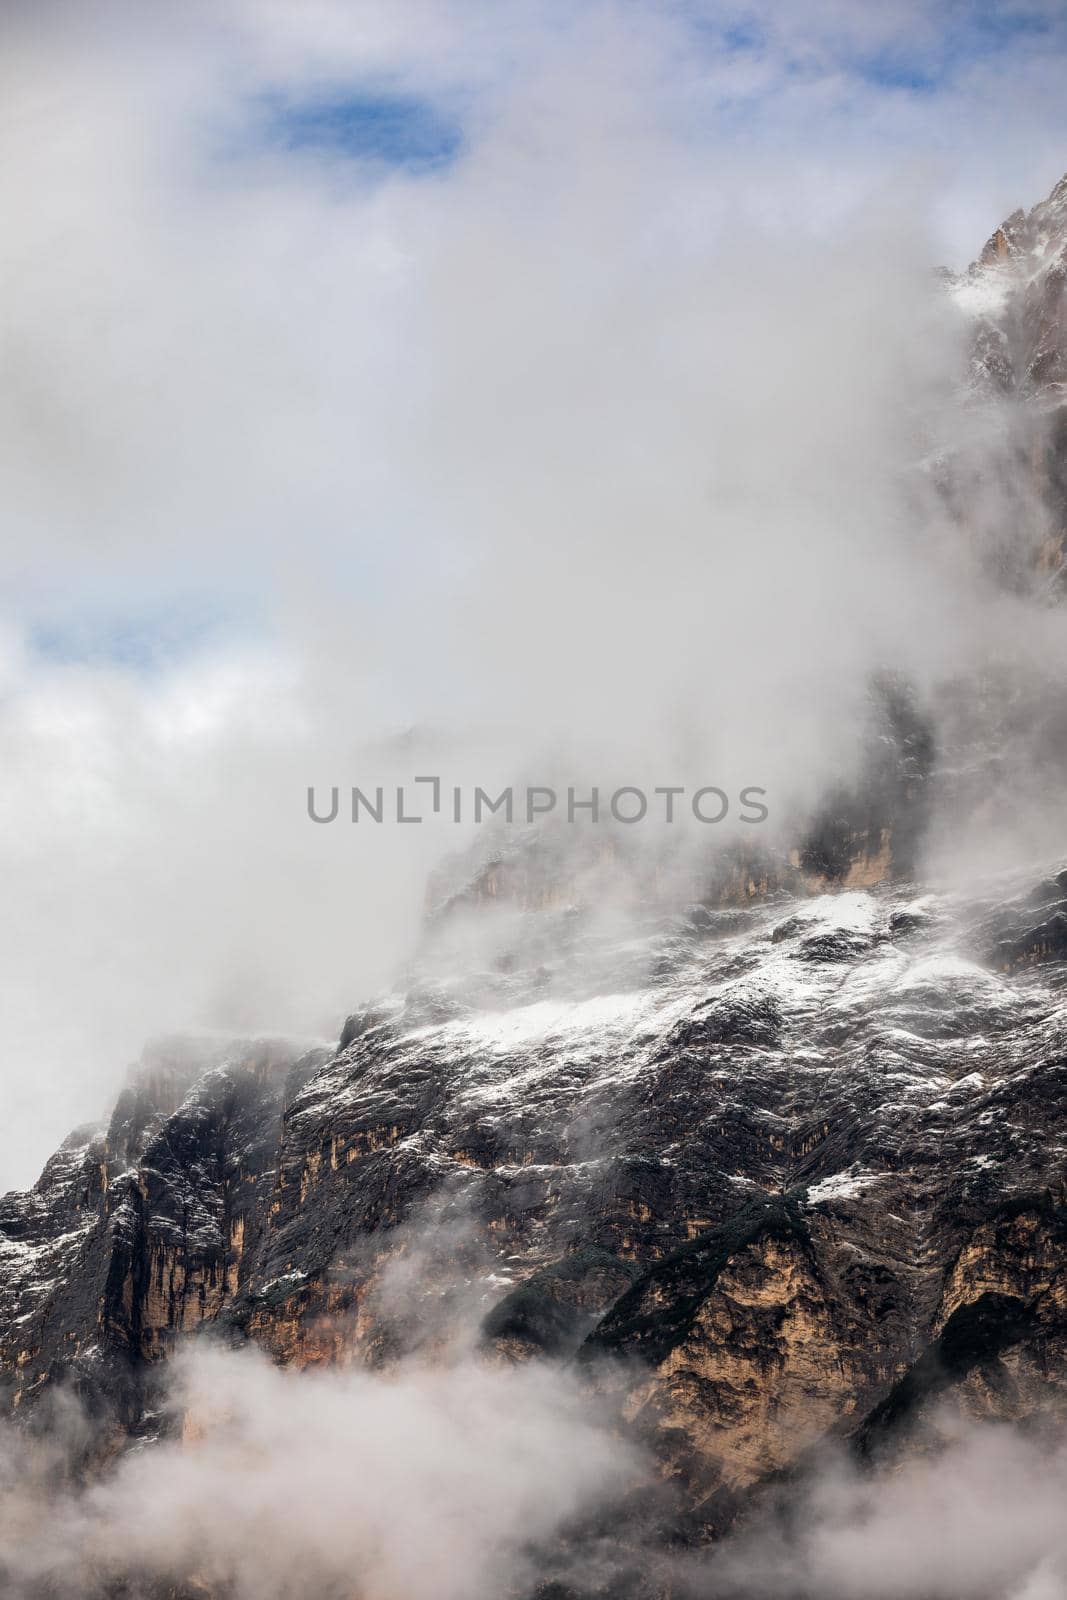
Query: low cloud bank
xmin=697 ymin=1414 xmax=1067 ymax=1600
xmin=2 ymin=1346 xmax=1065 ymax=1599
xmin=0 ymin=1343 xmax=644 ymax=1600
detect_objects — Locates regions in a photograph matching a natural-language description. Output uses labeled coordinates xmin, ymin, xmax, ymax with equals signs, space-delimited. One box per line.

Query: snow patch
xmin=447 ymin=991 xmax=652 ymax=1050
xmin=806 ymin=1170 xmax=878 ymax=1205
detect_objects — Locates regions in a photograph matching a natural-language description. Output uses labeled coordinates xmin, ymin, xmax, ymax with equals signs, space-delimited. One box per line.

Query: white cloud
xmin=1 ymin=0 xmax=1067 ymax=1184
xmin=1 ymin=1345 xmax=1065 ymax=1599
xmin=0 ymin=1342 xmax=645 ymax=1599
xmin=699 ymin=1414 xmax=1067 ymax=1599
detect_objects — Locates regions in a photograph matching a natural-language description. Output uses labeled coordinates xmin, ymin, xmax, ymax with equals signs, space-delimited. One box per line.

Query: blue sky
xmin=29 ymin=598 xmax=243 ymax=674
xmin=259 ymin=88 xmax=463 ymax=172
xmin=721 ymin=0 xmax=1061 ymax=91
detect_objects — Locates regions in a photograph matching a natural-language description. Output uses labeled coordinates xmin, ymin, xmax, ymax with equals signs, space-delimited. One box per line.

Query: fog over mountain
xmin=3 ymin=4 xmax=1067 ymax=1598
xmin=2 ymin=0 xmax=1067 ymax=1189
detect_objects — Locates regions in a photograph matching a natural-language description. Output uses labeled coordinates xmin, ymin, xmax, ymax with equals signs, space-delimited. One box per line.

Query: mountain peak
xmin=974 ymin=171 xmax=1067 ymax=274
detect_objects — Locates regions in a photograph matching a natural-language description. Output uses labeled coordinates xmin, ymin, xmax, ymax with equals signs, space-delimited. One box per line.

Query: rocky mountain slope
xmin=4 ymin=869 xmax=1067 ymax=1465
xmin=4 ymin=175 xmax=1067 ymax=1594
xmin=947 ymin=170 xmax=1067 ymax=591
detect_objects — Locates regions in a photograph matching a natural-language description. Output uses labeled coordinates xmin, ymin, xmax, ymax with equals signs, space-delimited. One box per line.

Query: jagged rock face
xmin=948 ymin=172 xmax=1067 ymax=589
xmin=4 ymin=863 xmax=1067 ymax=1549
xmin=970 ymin=173 xmax=1067 ymax=396
xmin=0 ymin=1037 xmax=326 ymax=1421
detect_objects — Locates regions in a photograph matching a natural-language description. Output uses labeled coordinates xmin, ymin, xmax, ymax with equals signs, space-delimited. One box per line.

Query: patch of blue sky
xmin=256 ymin=87 xmax=463 ymax=174
xmin=858 ymin=54 xmax=941 ymax=93
xmin=850 ymin=3 xmax=1058 ymax=94
xmin=667 ymin=0 xmax=1061 ymax=97
xmin=29 ymin=597 xmax=248 ymax=676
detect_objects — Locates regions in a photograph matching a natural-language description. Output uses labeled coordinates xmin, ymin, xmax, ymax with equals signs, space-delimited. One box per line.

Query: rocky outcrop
xmin=972 ymin=174 xmax=1067 ymax=395
xmin=4 ymin=860 xmax=1067 ymax=1554
xmin=0 ymin=1037 xmax=325 ymax=1421
xmin=948 ymin=171 xmax=1067 ymax=589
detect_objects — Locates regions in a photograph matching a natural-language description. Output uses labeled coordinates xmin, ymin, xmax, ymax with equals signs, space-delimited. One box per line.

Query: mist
xmin=0 ymin=1342 xmax=645 ymax=1600
xmin=696 ymin=1412 xmax=1067 ymax=1600
xmin=3 ymin=0 xmax=1067 ymax=1189
xmin=2 ymin=1346 xmax=1065 ymax=1600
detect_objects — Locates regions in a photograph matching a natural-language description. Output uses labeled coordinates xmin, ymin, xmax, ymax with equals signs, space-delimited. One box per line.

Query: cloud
xmin=695 ymin=1412 xmax=1067 ymax=1599
xmin=1 ymin=1347 xmax=1066 ymax=1599
xmin=0 ymin=1341 xmax=646 ymax=1600
xmin=2 ymin=0 xmax=1067 ymax=1185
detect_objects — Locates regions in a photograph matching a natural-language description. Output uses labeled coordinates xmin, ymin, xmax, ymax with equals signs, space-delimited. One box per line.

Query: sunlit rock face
xmin=3 ymin=864 xmax=1067 ymax=1537
xmin=968 ymin=172 xmax=1067 ymax=397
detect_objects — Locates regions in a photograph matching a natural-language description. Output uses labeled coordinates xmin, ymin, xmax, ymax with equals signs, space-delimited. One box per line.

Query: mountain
xmin=4 ymin=175 xmax=1067 ymax=1597
xmin=965 ymin=171 xmax=1067 ymax=399
xmin=947 ymin=171 xmax=1067 ymax=591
